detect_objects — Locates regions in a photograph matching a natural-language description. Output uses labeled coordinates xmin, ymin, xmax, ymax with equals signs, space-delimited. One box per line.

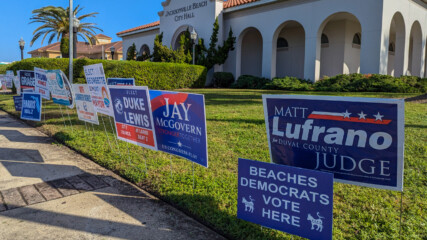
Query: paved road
xmin=0 ymin=111 xmax=225 ymax=240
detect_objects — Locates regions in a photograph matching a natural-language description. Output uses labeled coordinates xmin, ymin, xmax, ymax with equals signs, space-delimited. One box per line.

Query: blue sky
xmin=0 ymin=0 xmax=163 ymax=62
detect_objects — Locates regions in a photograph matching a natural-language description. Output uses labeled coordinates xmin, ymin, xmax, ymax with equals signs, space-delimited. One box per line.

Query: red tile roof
xmin=116 ymin=1 xmax=260 ymax=36
xmin=223 ymin=0 xmax=259 ymax=9
xmin=116 ymin=21 xmax=160 ymax=36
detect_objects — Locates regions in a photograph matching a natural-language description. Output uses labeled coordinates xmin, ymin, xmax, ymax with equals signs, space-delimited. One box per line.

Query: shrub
xmin=314 ymin=73 xmax=426 ymax=93
xmin=233 ymin=75 xmax=270 ymax=89
xmin=213 ymin=72 xmax=234 ymax=88
xmin=6 ymin=58 xmax=207 ymax=90
xmin=265 ymin=77 xmax=314 ymax=91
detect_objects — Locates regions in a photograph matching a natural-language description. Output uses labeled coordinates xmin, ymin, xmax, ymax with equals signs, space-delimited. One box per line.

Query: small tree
xmin=126 ymin=43 xmax=137 ymax=60
xmin=151 ymin=18 xmax=235 ymax=69
xmin=60 ymin=37 xmax=69 ymax=58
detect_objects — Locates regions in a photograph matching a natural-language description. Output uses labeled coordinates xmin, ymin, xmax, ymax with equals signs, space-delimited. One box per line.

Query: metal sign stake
xmin=59 ymin=105 xmax=67 ymax=129
xmin=100 ymin=115 xmax=113 ymax=151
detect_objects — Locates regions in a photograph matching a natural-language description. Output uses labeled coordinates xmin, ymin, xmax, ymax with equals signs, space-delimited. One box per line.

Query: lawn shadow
xmin=405 ymin=124 xmax=427 ymax=129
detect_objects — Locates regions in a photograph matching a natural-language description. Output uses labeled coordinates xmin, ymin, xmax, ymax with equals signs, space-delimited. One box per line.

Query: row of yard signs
xmin=237 ymin=95 xmax=404 ymax=239
xmin=6 ymin=64 xmax=405 ymax=239
xmin=9 ymin=64 xmax=209 ymax=169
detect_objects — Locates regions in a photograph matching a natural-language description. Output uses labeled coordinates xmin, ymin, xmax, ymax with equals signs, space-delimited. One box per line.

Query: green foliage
xmin=151 ymin=33 xmax=192 ymax=64
xmin=196 ymin=18 xmax=236 ymax=71
xmin=60 ymin=37 xmax=69 ymax=57
xmin=265 ymin=77 xmax=314 ymax=91
xmin=6 ymin=58 xmax=207 ymax=89
xmin=314 ymin=74 xmax=427 ymax=93
xmin=233 ymin=75 xmax=270 ymax=89
xmin=0 ymin=65 xmax=8 ymax=74
xmin=231 ymin=73 xmax=426 ymax=93
xmin=126 ymin=43 xmax=137 ymax=61
xmin=152 ymin=18 xmax=236 ymax=71
xmin=213 ymin=72 xmax=234 ymax=88
xmin=30 ymin=5 xmax=102 ymax=47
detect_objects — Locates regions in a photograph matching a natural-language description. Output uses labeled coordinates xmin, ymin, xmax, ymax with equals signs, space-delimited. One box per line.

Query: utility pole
xmin=69 ymin=0 xmax=73 ymax=83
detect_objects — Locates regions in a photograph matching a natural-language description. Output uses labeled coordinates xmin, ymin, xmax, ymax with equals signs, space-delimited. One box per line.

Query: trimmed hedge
xmin=6 ymin=58 xmax=207 ymax=90
xmin=0 ymin=65 xmax=9 ymax=74
xmin=232 ymin=73 xmax=427 ymax=93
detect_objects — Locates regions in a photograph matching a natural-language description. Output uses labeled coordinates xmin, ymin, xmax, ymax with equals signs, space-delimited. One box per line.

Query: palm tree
xmin=30 ymin=5 xmax=102 ymax=56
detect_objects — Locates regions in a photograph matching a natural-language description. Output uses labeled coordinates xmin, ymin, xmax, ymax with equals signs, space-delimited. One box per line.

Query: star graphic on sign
xmin=358 ymin=111 xmax=367 ymax=120
xmin=177 ymin=141 xmax=182 ymax=147
xmin=343 ymin=110 xmax=352 ymax=119
xmin=373 ymin=112 xmax=384 ymax=121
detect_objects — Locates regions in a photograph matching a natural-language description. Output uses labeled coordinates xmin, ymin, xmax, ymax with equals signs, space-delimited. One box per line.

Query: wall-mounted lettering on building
xmin=165 ymin=1 xmax=208 ymax=22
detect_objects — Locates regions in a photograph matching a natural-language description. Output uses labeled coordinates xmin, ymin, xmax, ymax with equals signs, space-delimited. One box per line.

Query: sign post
xmin=237 ymin=158 xmax=334 ymax=240
xmin=263 ymin=95 xmax=404 ymax=191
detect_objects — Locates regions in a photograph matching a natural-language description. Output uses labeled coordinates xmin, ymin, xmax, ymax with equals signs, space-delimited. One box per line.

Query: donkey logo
xmin=307 ymin=212 xmax=324 ymax=232
xmin=242 ymin=196 xmax=255 ymax=213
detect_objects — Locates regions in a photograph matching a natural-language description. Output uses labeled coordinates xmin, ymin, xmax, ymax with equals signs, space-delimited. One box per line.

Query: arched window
xmin=138 ymin=44 xmax=150 ymax=61
xmin=277 ymin=37 xmax=288 ymax=49
xmin=321 ymin=34 xmax=329 ymax=47
xmin=352 ymin=33 xmax=361 ymax=47
xmin=388 ymin=42 xmax=395 ymax=53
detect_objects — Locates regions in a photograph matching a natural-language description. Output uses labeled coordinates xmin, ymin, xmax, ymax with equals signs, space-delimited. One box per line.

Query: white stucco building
xmin=117 ymin=0 xmax=427 ymax=82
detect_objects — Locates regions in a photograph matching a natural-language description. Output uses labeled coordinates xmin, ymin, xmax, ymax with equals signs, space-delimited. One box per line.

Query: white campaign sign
xmin=72 ymin=84 xmax=99 ymax=125
xmin=13 ymin=76 xmax=21 ymax=95
xmin=34 ymin=67 xmax=50 ymax=100
xmin=83 ymin=63 xmax=114 ymax=116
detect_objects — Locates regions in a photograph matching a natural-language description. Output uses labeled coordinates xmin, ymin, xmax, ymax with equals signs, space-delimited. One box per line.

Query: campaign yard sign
xmin=46 ymin=70 xmax=73 ymax=107
xmin=263 ymin=95 xmax=404 ymax=191
xmin=20 ymin=93 xmax=42 ymax=121
xmin=13 ymin=76 xmax=21 ymax=95
xmin=150 ymin=90 xmax=208 ymax=167
xmin=34 ymin=67 xmax=50 ymax=100
xmin=237 ymin=158 xmax=333 ymax=240
xmin=72 ymin=84 xmax=99 ymax=125
xmin=18 ymin=70 xmax=35 ymax=91
xmin=0 ymin=75 xmax=5 ymax=90
xmin=13 ymin=96 xmax=22 ymax=111
xmin=84 ymin=63 xmax=114 ymax=116
xmin=5 ymin=71 xmax=13 ymax=89
xmin=109 ymin=86 xmax=157 ymax=150
xmin=107 ymin=78 xmax=135 ymax=86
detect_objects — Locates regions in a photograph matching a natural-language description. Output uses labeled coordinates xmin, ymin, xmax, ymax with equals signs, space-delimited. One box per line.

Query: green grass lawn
xmin=0 ymin=89 xmax=425 ymax=239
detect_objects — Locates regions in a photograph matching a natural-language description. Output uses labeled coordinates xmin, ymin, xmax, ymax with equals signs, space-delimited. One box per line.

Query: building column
xmin=360 ymin=28 xmax=387 ymax=75
xmin=262 ymin=34 xmax=273 ymax=79
xmin=419 ymin=37 xmax=426 ymax=77
xmin=304 ymin=34 xmax=319 ymax=82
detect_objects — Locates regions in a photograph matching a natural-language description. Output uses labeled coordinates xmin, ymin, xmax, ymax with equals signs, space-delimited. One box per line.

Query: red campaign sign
xmin=116 ymin=122 xmax=155 ymax=147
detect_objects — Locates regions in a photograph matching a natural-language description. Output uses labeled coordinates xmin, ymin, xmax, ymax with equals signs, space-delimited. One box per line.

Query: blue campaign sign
xmin=263 ymin=95 xmax=404 ymax=191
xmin=237 ymin=158 xmax=333 ymax=240
xmin=20 ymin=93 xmax=42 ymax=121
xmin=13 ymin=96 xmax=22 ymax=111
xmin=150 ymin=90 xmax=208 ymax=168
xmin=18 ymin=70 xmax=35 ymax=91
xmin=107 ymin=78 xmax=135 ymax=86
xmin=109 ymin=86 xmax=157 ymax=151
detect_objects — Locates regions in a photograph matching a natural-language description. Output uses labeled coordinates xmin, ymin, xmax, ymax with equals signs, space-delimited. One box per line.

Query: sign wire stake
xmin=108 ymin=116 xmax=121 ymax=156
xmin=100 ymin=115 xmax=113 ymax=151
xmin=59 ymin=105 xmax=67 ymax=129
xmin=90 ymin=123 xmax=96 ymax=139
xmin=192 ymin=162 xmax=195 ymax=191
xmin=66 ymin=108 xmax=73 ymax=132
xmin=169 ymin=156 xmax=173 ymax=179
xmin=43 ymin=99 xmax=46 ymax=122
xmin=399 ymin=191 xmax=404 ymax=239
xmin=144 ymin=152 xmax=148 ymax=176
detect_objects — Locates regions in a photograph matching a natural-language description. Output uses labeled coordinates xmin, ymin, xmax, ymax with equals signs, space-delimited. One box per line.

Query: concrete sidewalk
xmin=0 ymin=111 xmax=225 ymax=240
